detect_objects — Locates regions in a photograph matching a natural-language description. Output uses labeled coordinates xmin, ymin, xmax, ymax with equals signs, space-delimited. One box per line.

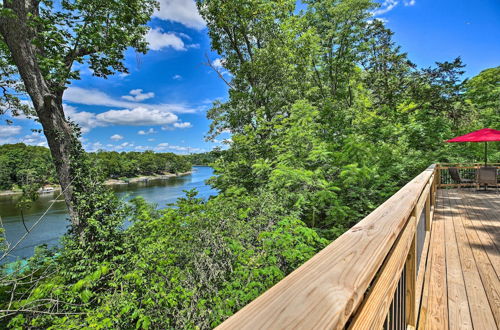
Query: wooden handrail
xmin=217 ymin=165 xmax=438 ymax=329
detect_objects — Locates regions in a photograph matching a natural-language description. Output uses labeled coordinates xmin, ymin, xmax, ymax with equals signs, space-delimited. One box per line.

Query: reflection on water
xmin=0 ymin=166 xmax=216 ymax=263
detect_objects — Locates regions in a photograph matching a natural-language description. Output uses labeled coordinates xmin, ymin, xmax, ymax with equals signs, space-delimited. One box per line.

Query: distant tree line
xmin=184 ymin=149 xmax=226 ymax=165
xmin=92 ymin=150 xmax=191 ymax=179
xmin=0 ymin=144 xmax=56 ymax=190
xmin=0 ymin=144 xmax=194 ymax=190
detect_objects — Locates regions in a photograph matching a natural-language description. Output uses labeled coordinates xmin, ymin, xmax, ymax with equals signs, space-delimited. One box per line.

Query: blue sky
xmin=1 ymin=0 xmax=499 ymax=154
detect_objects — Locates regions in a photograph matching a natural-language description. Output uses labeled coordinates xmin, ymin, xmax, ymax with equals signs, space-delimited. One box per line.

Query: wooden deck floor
xmin=419 ymin=189 xmax=500 ymax=329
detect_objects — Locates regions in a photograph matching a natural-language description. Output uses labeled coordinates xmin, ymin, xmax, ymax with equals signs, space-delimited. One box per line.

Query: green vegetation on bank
xmin=92 ymin=150 xmax=191 ymax=178
xmin=184 ymin=149 xmax=226 ymax=166
xmin=0 ymin=144 xmax=56 ymax=191
xmin=0 ymin=0 xmax=499 ymax=328
xmin=0 ymin=144 xmax=192 ymax=191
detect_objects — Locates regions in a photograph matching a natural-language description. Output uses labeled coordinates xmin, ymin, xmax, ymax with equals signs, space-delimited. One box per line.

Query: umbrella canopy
xmin=446 ymin=128 xmax=500 ymax=143
xmin=446 ymin=128 xmax=500 ymax=166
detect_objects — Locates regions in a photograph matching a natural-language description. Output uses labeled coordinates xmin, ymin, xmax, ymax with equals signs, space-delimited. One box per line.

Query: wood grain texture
xmin=452 ymin=190 xmax=500 ymax=327
xmin=443 ymin=190 xmax=473 ymax=330
xmin=419 ymin=188 xmax=500 ymax=330
xmin=217 ymin=165 xmax=436 ymax=330
xmin=348 ymin=216 xmax=416 ymax=329
xmin=450 ymin=190 xmax=497 ymax=330
xmin=458 ymin=190 xmax=500 ymax=272
xmin=424 ymin=199 xmax=448 ymax=330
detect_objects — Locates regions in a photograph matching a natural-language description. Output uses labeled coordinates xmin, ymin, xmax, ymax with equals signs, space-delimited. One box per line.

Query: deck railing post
xmin=436 ymin=164 xmax=441 ymax=189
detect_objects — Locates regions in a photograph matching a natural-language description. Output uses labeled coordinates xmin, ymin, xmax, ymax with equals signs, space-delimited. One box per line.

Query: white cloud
xmin=371 ymin=0 xmax=415 ymax=15
xmin=138 ymin=128 xmax=157 ymax=135
xmin=154 ymin=0 xmax=205 ymax=30
xmin=122 ymin=89 xmax=155 ymax=102
xmin=20 ymin=132 xmax=47 ymax=147
xmin=65 ymin=105 xmax=181 ymax=133
xmin=173 ymin=74 xmax=182 ymax=80
xmin=212 ymin=58 xmax=225 ymax=69
xmin=367 ymin=17 xmax=389 ymax=24
xmin=93 ymin=142 xmax=103 ymax=148
xmin=146 ymin=27 xmax=186 ymax=51
xmin=173 ymin=122 xmax=192 ymax=129
xmin=63 ymin=88 xmax=202 ymax=133
xmin=114 ymin=142 xmax=135 ymax=151
xmin=64 ymin=87 xmax=197 ymax=114
xmin=97 ymin=107 xmax=178 ymax=126
xmin=0 ymin=125 xmax=22 ymax=137
xmin=210 ymin=58 xmax=232 ymax=78
xmin=154 ymin=142 xmax=202 ymax=154
xmin=110 ymin=134 xmax=124 ymax=141
xmin=64 ymin=105 xmax=99 ymax=133
xmin=372 ymin=0 xmax=398 ymax=16
xmin=147 ymin=138 xmax=156 ymax=142
xmin=0 ymin=132 xmax=48 ymax=147
xmin=161 ymin=121 xmax=192 ymax=130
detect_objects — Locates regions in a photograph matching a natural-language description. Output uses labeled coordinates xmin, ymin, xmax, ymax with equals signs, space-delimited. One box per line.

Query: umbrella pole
xmin=484 ymin=141 xmax=488 ymax=166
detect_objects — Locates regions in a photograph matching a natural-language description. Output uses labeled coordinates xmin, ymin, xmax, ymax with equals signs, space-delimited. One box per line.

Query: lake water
xmin=0 ymin=166 xmax=216 ymax=263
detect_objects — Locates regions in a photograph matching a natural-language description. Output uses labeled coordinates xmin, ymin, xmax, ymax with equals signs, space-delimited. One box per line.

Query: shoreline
xmin=104 ymin=171 xmax=193 ymax=186
xmin=0 ymin=171 xmax=193 ymax=197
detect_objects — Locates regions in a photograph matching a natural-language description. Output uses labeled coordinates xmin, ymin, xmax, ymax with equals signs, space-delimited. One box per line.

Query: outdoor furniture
xmin=448 ymin=167 xmax=474 ymax=187
xmin=446 ymin=128 xmax=500 ymax=166
xmin=477 ymin=167 xmax=498 ymax=191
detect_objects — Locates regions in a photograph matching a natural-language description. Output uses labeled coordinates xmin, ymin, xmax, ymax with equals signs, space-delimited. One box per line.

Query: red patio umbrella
xmin=446 ymin=128 xmax=500 ymax=166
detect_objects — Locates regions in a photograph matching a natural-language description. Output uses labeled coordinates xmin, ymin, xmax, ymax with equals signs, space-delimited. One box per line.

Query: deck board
xmin=444 ymin=190 xmax=473 ymax=330
xmin=419 ymin=189 xmax=499 ymax=329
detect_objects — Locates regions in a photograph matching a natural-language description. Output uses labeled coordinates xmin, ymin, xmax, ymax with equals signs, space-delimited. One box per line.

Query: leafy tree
xmin=0 ymin=143 xmax=57 ymax=190
xmin=198 ymin=0 xmax=485 ymax=235
xmin=0 ymin=0 xmax=157 ymax=232
xmin=0 ymin=0 xmax=497 ymax=328
xmin=465 ymin=66 xmax=500 ymax=128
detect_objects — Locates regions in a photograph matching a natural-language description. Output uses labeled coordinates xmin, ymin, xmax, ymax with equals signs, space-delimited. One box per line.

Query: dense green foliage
xmin=1 ymin=191 xmax=325 ymax=328
xmin=184 ymin=149 xmax=226 ymax=165
xmin=0 ymin=144 xmax=56 ymax=190
xmin=200 ymin=0 xmax=498 ymax=237
xmin=92 ymin=150 xmax=191 ymax=178
xmin=0 ymin=0 xmax=498 ymax=328
xmin=0 ymin=144 xmax=191 ymax=190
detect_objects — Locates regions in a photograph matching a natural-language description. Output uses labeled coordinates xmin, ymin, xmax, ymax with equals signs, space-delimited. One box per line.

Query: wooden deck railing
xmin=217 ymin=165 xmax=438 ymax=330
xmin=437 ymin=163 xmax=500 ymax=188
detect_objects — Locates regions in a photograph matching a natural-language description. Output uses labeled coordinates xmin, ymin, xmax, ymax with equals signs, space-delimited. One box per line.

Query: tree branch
xmin=205 ymin=54 xmax=233 ymax=89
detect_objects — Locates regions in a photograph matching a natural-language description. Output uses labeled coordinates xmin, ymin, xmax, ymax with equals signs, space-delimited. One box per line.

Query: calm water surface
xmin=0 ymin=166 xmax=216 ymax=263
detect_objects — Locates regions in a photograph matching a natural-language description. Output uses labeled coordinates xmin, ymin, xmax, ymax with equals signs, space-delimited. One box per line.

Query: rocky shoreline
xmin=0 ymin=171 xmax=193 ymax=197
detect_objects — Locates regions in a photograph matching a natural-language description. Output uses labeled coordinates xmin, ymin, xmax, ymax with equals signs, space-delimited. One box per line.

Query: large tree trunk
xmin=37 ymin=97 xmax=80 ymax=226
xmin=0 ymin=0 xmax=79 ymax=227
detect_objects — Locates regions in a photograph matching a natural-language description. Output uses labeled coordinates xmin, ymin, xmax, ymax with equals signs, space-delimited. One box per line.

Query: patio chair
xmin=448 ymin=167 xmax=474 ymax=187
xmin=477 ymin=167 xmax=498 ymax=191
